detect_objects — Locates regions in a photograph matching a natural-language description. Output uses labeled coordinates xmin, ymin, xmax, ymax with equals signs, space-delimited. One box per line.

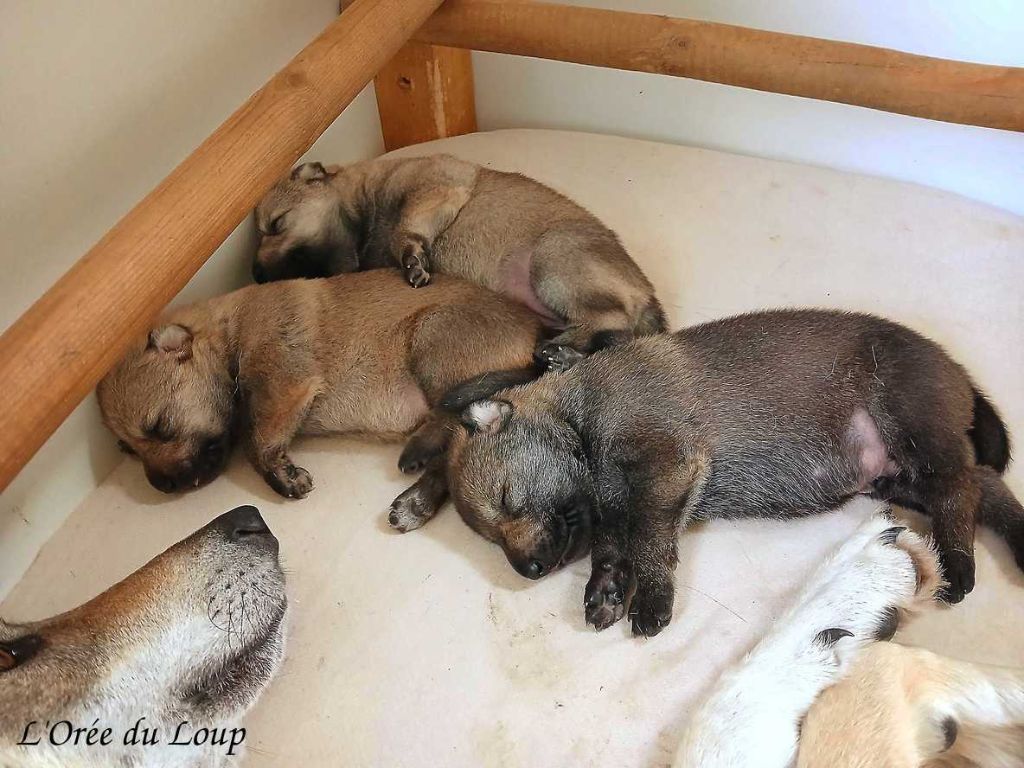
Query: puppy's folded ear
xmin=147 ymin=324 xmax=193 ymax=362
xmin=440 ymin=367 xmax=543 ymax=413
xmin=291 ymin=162 xmax=328 ymax=182
xmin=461 ymin=400 xmax=512 ymax=435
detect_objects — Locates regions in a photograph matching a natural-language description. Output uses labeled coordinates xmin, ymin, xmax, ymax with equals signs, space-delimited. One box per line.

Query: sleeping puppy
xmin=98 ymin=270 xmax=542 ymax=526
xmin=252 ymin=156 xmax=666 ymax=370
xmin=0 ymin=505 xmax=286 ymax=768
xmin=441 ymin=309 xmax=1023 ymax=635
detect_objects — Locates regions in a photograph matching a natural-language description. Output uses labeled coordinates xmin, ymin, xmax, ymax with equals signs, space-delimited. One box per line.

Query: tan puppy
xmin=98 ymin=270 xmax=542 ymax=525
xmin=799 ymin=640 xmax=1024 ymax=767
xmin=252 ymin=155 xmax=666 ymax=370
xmin=0 ymin=505 xmax=286 ymax=768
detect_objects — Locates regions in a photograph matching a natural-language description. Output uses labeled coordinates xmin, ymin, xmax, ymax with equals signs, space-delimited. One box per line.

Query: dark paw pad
xmin=938 ymin=550 xmax=975 ymax=604
xmin=405 ymin=265 xmax=431 ymax=288
xmin=398 ymin=440 xmax=441 ymax=475
xmin=265 ymin=462 xmax=313 ymax=499
xmin=536 ymin=343 xmax=586 ymax=373
xmin=629 ymin=587 xmax=674 ymax=638
xmin=401 ymin=241 xmax=431 ymax=288
xmin=388 ymin=488 xmax=437 ymax=533
xmin=584 ymin=560 xmax=634 ymax=631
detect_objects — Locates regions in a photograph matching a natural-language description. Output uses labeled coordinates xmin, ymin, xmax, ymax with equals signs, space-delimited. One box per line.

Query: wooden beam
xmin=415 ymin=0 xmax=1024 ymax=132
xmin=0 ymin=0 xmax=443 ymax=492
xmin=375 ymin=41 xmax=477 ymax=150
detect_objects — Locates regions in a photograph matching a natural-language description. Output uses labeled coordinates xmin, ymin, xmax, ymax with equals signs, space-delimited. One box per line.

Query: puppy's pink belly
xmin=498 ymin=249 xmax=564 ymax=328
xmin=849 ymin=407 xmax=899 ymax=492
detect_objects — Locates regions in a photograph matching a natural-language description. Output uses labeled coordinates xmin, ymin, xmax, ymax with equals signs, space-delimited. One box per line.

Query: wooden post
xmin=0 ymin=0 xmax=444 ymax=492
xmin=415 ymin=0 xmax=1024 ymax=133
xmin=375 ymin=42 xmax=477 ymax=150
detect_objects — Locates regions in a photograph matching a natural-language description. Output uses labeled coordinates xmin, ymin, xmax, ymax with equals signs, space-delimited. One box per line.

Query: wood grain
xmin=0 ymin=0 xmax=443 ymax=491
xmin=416 ymin=0 xmax=1024 ymax=132
xmin=375 ymin=41 xmax=477 ymax=150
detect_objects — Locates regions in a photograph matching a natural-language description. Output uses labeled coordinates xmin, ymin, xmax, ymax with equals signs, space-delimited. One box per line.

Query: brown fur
xmin=0 ymin=506 xmax=286 ymax=767
xmin=98 ymin=270 xmax=541 ymax=513
xmin=800 ymin=644 xmax=1024 ymax=768
xmin=252 ymin=156 xmax=666 ymax=369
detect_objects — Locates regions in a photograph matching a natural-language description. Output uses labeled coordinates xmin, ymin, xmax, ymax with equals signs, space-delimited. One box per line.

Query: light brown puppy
xmin=0 ymin=505 xmax=285 ymax=768
xmin=98 ymin=270 xmax=542 ymax=526
xmin=799 ymin=643 xmax=1024 ymax=768
xmin=252 ymin=155 xmax=666 ymax=370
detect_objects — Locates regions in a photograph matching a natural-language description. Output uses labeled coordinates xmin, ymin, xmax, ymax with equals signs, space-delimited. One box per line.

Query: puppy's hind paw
xmin=536 ymin=342 xmax=585 ymax=373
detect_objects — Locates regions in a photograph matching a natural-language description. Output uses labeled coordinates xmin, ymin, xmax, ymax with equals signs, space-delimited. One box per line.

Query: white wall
xmin=0 ymin=0 xmax=383 ymax=598
xmin=473 ymin=0 xmax=1024 ymax=215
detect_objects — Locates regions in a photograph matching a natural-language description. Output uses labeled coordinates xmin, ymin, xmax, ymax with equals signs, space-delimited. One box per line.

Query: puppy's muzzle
xmin=507 ymin=505 xmax=595 ymax=580
xmin=146 ymin=434 xmax=230 ymax=493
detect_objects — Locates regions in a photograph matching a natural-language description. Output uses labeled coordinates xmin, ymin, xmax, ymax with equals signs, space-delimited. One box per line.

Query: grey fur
xmin=443 ymin=309 xmax=1023 ymax=636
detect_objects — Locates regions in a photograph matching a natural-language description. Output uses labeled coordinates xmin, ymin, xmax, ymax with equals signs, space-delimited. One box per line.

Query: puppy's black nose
xmin=252 ymin=263 xmax=268 ymax=284
xmin=148 ymin=473 xmax=179 ymax=494
xmin=525 ymin=560 xmax=546 ymax=580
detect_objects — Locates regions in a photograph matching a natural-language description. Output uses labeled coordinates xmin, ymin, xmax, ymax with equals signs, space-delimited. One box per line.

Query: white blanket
xmin=4 ymin=130 xmax=1022 ymax=767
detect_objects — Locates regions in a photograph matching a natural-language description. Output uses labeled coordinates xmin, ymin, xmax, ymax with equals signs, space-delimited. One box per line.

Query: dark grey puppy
xmin=440 ymin=309 xmax=1022 ymax=637
xmin=253 ymin=156 xmax=666 ymax=369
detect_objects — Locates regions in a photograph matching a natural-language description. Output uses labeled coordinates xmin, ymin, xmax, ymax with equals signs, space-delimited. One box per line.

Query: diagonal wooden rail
xmin=414 ymin=0 xmax=1024 ymax=132
xmin=0 ymin=0 xmax=442 ymax=492
xmin=3 ymin=0 xmax=1022 ymax=493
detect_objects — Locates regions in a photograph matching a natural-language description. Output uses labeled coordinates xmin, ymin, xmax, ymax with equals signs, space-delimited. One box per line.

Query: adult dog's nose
xmin=252 ymin=262 xmax=268 ymax=284
xmin=211 ymin=505 xmax=276 ymax=544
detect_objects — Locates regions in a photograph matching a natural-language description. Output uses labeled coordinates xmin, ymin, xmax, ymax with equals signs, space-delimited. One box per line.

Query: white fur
xmin=675 ymin=513 xmax=931 ymax=768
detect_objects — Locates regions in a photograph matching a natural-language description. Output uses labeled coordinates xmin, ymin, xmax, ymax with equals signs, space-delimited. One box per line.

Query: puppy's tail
xmin=439 ymin=365 xmax=544 ymax=412
xmin=970 ymin=389 xmax=1011 ymax=473
xmin=976 ymin=466 xmax=1024 ymax=573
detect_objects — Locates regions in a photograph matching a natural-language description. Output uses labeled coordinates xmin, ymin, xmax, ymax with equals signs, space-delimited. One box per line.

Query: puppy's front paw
xmin=937 ymin=549 xmax=974 ymax=604
xmin=401 ymin=240 xmax=431 ymax=288
xmin=629 ymin=582 xmax=674 ymax=638
xmin=398 ymin=438 xmax=441 ymax=475
xmin=536 ymin=342 xmax=585 ymax=373
xmin=584 ymin=560 xmax=634 ymax=631
xmin=264 ymin=461 xmax=314 ymax=499
xmin=405 ymin=265 xmax=431 ymax=288
xmin=388 ymin=485 xmax=437 ymax=533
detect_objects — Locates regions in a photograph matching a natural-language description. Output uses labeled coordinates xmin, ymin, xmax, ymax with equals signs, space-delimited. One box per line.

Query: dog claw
xmin=878 ymin=526 xmax=906 ymax=545
xmin=814 ymin=627 xmax=853 ymax=648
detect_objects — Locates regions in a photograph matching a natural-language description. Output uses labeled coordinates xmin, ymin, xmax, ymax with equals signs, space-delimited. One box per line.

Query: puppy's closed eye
xmin=117 ymin=440 xmax=137 ymax=456
xmin=143 ymin=413 xmax=174 ymax=443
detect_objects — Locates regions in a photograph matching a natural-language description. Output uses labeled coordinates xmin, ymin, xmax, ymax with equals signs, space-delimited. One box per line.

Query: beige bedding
xmin=4 ymin=129 xmax=1022 ymax=767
